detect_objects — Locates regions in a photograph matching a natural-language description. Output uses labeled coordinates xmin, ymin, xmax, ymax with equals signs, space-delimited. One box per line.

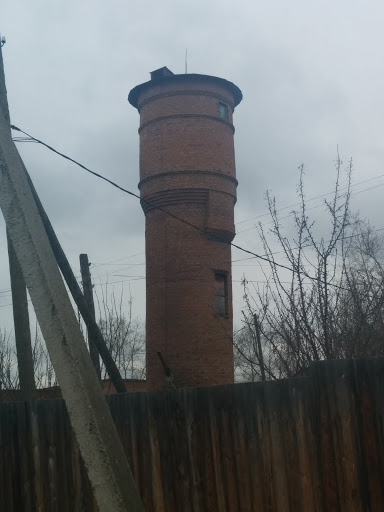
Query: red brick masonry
xmin=129 ymin=70 xmax=242 ymax=390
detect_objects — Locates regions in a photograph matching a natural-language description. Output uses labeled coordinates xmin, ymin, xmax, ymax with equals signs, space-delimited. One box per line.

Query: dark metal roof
xmin=128 ymin=73 xmax=243 ymax=109
xmin=150 ymin=66 xmax=174 ymax=80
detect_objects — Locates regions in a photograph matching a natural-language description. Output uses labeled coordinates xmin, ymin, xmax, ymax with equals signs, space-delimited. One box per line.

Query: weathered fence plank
xmin=1 ymin=358 xmax=384 ymax=511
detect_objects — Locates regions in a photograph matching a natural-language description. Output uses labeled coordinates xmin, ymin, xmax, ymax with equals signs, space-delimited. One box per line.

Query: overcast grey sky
xmin=1 ymin=0 xmax=384 ymax=331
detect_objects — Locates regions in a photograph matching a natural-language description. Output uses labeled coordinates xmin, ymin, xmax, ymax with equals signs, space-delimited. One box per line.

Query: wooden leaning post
xmin=27 ymin=177 xmax=126 ymax=393
xmin=0 ymin=45 xmax=143 ymax=511
xmin=80 ymin=253 xmax=102 ymax=380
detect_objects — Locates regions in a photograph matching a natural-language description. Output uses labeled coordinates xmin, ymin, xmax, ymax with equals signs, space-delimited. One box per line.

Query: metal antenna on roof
xmin=185 ymin=48 xmax=188 ymax=74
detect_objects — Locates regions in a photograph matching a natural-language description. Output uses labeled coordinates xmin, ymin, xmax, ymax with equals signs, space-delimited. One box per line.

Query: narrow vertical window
xmin=214 ymin=272 xmax=228 ymax=316
xmin=218 ymin=102 xmax=228 ymax=120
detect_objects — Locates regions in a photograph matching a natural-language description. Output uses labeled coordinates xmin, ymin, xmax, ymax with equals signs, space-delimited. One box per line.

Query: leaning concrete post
xmin=0 ymin=50 xmax=143 ymax=512
xmin=0 ymin=47 xmax=36 ymax=400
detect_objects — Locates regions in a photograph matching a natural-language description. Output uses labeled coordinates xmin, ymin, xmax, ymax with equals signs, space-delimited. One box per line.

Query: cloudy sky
xmin=1 ymin=1 xmax=384 ymax=332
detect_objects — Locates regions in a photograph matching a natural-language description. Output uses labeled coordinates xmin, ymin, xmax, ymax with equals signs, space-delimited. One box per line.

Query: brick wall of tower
xmin=129 ymin=72 xmax=242 ymax=390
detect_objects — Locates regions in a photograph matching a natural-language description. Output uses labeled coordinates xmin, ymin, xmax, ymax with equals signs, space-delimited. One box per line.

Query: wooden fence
xmin=0 ymin=358 xmax=383 ymax=511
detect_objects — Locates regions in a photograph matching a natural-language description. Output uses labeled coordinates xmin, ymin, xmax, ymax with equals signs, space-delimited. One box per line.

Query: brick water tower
xmin=128 ymin=67 xmax=242 ymax=390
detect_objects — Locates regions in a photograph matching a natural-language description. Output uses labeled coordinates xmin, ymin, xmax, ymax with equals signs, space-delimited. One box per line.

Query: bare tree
xmin=32 ymin=325 xmax=57 ymax=388
xmin=335 ymin=218 xmax=384 ymax=358
xmin=0 ymin=324 xmax=58 ymax=390
xmin=236 ymin=158 xmax=384 ymax=381
xmin=0 ymin=329 xmax=18 ymax=389
xmin=0 ymin=289 xmax=145 ymax=390
xmin=96 ymin=288 xmax=145 ymax=380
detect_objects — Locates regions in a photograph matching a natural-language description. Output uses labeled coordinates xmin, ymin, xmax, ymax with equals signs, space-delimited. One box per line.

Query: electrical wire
xmin=93 ymin=277 xmax=145 ymax=287
xmin=236 ymin=182 xmax=384 ymax=235
xmin=235 ymin=172 xmax=384 ymax=226
xmin=232 ymin=226 xmax=384 ymax=264
xmin=0 ymin=299 xmax=32 ymax=309
xmin=91 ymin=251 xmax=145 ymax=268
xmin=89 ymin=263 xmax=145 ymax=281
xmin=10 ymin=125 xmax=376 ymax=293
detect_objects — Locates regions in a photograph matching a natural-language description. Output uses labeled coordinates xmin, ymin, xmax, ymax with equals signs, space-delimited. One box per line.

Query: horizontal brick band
xmin=141 ymin=188 xmax=209 ymax=214
xmin=141 ymin=188 xmax=237 ymax=215
xmin=138 ymin=170 xmax=238 ymax=189
xmin=138 ymin=114 xmax=235 ymax=134
xmin=138 ymin=90 xmax=235 ymax=112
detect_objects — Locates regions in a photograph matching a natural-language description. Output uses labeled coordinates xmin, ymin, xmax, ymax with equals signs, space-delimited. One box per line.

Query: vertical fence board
xmin=265 ymin=381 xmax=291 ymax=512
xmin=70 ymin=429 xmax=82 ymax=511
xmin=311 ymin=362 xmax=341 ymax=512
xmin=281 ymin=381 xmax=303 ymax=512
xmin=291 ymin=378 xmax=321 ymax=511
xmin=354 ymin=359 xmax=384 ymax=510
xmin=0 ymin=403 xmax=4 ymax=512
xmin=231 ymin=385 xmax=253 ymax=512
xmin=192 ymin=386 xmax=220 ymax=511
xmin=256 ymin=382 xmax=277 ymax=511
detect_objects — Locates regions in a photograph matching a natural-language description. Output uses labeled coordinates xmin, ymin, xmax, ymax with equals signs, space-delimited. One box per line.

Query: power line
xmin=232 ymin=226 xmax=384 ymax=265
xmin=90 ymin=263 xmax=145 ymax=281
xmin=9 ymin=125 xmax=371 ymax=293
xmin=111 ymin=275 xmax=145 ymax=278
xmin=236 ymin=182 xmax=384 ymax=235
xmin=73 ymin=263 xmax=145 ymax=283
xmin=0 ymin=299 xmax=32 ymax=309
xmin=93 ymin=277 xmax=145 ymax=287
xmin=233 ymin=279 xmax=313 ymax=284
xmin=91 ymin=252 xmax=145 ymax=268
xmin=235 ymin=173 xmax=384 ymax=226
xmin=10 ymin=125 xmax=296 ymax=271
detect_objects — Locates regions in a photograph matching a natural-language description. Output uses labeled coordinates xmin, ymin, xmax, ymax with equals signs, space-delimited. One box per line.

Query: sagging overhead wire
xmin=10 ymin=124 xmax=363 ymax=293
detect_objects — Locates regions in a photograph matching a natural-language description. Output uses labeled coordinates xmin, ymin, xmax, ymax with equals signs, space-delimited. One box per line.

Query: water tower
xmin=128 ymin=67 xmax=242 ymax=390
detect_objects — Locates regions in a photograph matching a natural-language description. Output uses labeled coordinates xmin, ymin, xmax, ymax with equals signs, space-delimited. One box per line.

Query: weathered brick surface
xmin=139 ymin=118 xmax=235 ymax=179
xmin=129 ymin=72 xmax=242 ymax=390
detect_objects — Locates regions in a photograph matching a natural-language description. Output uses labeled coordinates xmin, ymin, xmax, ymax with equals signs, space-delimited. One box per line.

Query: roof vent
xmin=150 ymin=66 xmax=174 ymax=80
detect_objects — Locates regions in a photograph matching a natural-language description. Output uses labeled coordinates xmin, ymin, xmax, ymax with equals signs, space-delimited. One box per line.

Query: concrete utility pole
xmin=1 ymin=49 xmax=36 ymax=400
xmin=0 ymin=46 xmax=143 ymax=511
xmin=7 ymin=231 xmax=36 ymax=399
xmin=2 ymin=50 xmax=124 ymax=394
xmin=80 ymin=253 xmax=101 ymax=380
